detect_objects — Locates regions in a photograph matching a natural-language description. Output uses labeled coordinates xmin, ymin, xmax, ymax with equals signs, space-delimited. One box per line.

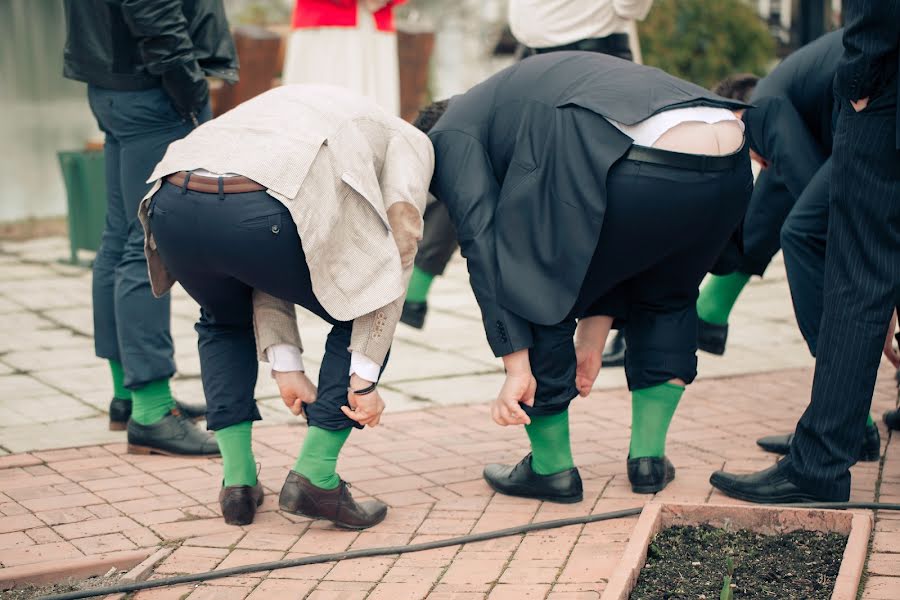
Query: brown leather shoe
xmin=278 ymin=471 xmax=387 ymax=530
xmin=219 ymin=482 xmax=264 ymax=526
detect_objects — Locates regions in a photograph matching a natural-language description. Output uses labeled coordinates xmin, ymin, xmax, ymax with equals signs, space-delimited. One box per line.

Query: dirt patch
xmin=630 ymin=524 xmax=847 ymax=599
xmin=0 ymin=573 xmax=123 ymax=600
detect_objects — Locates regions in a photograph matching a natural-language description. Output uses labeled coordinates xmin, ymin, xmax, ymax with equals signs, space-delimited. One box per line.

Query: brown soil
xmin=630 ymin=524 xmax=847 ymax=600
xmin=0 ymin=573 xmax=123 ymax=600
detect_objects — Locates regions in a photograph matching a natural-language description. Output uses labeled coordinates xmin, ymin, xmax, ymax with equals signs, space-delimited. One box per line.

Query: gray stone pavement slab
xmin=0 ymin=236 xmax=832 ymax=454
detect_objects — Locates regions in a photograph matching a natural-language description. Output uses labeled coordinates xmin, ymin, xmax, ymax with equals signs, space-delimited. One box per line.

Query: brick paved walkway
xmin=1 ymin=365 xmax=897 ymax=599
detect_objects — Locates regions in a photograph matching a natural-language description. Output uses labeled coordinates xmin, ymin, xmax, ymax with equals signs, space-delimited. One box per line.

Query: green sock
xmin=293 ymin=426 xmax=352 ymax=490
xmin=108 ymin=360 xmax=131 ymax=401
xmin=629 ymin=383 xmax=685 ymax=458
xmin=867 ymin=413 xmax=875 ymax=427
xmin=406 ymin=267 xmax=435 ymax=303
xmin=525 ymin=410 xmax=575 ymax=475
xmin=215 ymin=422 xmax=257 ymax=487
xmin=130 ymin=379 xmax=176 ymax=425
xmin=696 ymin=272 xmax=752 ymax=325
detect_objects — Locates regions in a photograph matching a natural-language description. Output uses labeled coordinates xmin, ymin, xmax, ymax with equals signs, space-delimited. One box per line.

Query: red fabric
xmin=291 ymin=1 xmax=404 ymax=32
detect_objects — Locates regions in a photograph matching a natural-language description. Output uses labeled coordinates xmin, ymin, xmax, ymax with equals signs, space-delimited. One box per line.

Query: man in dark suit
xmin=707 ymin=31 xmax=883 ymax=462
xmin=420 ymin=52 xmax=752 ymax=499
xmin=711 ymin=0 xmax=900 ymax=503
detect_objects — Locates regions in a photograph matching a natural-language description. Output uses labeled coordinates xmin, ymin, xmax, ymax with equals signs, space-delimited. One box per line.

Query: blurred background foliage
xmin=639 ymin=0 xmax=776 ymax=88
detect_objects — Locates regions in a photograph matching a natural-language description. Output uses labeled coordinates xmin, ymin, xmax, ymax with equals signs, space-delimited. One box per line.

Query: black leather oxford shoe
xmin=110 ymin=397 xmax=207 ymax=431
xmin=127 ymin=410 xmax=220 ymax=457
xmin=400 ymin=300 xmax=428 ymax=329
xmin=709 ymin=461 xmax=834 ymax=504
xmin=884 ymin=409 xmax=900 ymax=432
xmin=697 ymin=318 xmax=728 ymax=355
xmin=220 ymin=482 xmax=264 ymax=526
xmin=601 ymin=331 xmax=626 ymax=368
xmin=483 ymin=454 xmax=583 ymax=503
xmin=756 ymin=424 xmax=881 ymax=462
xmin=627 ymin=456 xmax=675 ymax=494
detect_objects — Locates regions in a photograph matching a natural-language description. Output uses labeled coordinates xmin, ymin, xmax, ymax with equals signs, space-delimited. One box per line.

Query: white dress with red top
xmin=283 ymin=0 xmax=402 ymax=116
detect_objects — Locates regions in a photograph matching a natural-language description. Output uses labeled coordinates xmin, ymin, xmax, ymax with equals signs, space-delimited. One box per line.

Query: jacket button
xmin=271 ymin=224 xmax=280 ymax=234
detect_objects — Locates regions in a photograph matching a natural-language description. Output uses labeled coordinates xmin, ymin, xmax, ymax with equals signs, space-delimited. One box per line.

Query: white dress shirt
xmin=509 ymin=0 xmax=654 ymax=49
xmin=607 ymin=106 xmax=743 ymax=147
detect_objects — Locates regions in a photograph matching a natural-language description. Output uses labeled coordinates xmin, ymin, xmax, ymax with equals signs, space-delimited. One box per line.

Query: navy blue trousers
xmin=148 ymin=183 xmax=381 ymax=432
xmin=88 ymin=86 xmax=210 ymax=388
xmin=524 ymin=156 xmax=753 ymax=416
xmin=788 ymin=86 xmax=900 ymax=500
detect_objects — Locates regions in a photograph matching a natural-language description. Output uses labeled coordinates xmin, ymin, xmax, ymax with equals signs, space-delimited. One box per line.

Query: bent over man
xmin=422 ymin=52 xmax=752 ymax=500
xmin=140 ymin=84 xmax=433 ymax=526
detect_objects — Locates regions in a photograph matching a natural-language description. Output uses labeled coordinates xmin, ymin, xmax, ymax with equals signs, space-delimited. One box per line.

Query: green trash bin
xmin=58 ymin=149 xmax=107 ymax=265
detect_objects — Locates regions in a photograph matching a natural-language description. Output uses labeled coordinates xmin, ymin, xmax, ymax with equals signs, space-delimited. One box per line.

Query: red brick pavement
xmin=0 ymin=365 xmax=897 ymax=599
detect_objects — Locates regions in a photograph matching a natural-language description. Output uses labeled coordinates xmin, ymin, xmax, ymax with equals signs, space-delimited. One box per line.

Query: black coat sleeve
xmin=429 ymin=130 xmax=534 ymax=357
xmin=743 ymin=96 xmax=826 ymax=200
xmin=833 ymin=0 xmax=900 ymax=102
xmin=118 ymin=0 xmax=210 ymax=122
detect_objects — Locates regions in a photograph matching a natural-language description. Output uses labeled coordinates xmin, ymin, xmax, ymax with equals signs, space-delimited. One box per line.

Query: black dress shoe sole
xmin=127 ymin=443 xmax=220 ymax=458
xmin=709 ymin=475 xmax=822 ymax=504
xmin=278 ymin=504 xmax=388 ymax=530
xmin=109 ymin=420 xmax=127 ymax=432
xmin=484 ymin=478 xmax=583 ymax=504
xmin=631 ymin=474 xmax=675 ymax=495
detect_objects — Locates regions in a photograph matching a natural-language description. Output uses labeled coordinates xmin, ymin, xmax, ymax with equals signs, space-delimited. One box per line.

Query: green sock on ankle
xmin=525 ymin=410 xmax=575 ymax=475
xmin=696 ymin=272 xmax=751 ymax=325
xmin=630 ymin=383 xmax=685 ymax=458
xmin=215 ymin=421 xmax=257 ymax=487
xmin=108 ymin=360 xmax=131 ymax=400
xmin=293 ymin=426 xmax=352 ymax=490
xmin=130 ymin=379 xmax=176 ymax=425
xmin=867 ymin=413 xmax=875 ymax=427
xmin=406 ymin=267 xmax=435 ymax=303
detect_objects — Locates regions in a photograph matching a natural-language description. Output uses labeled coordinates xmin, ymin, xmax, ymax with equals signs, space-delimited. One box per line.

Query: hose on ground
xmin=36 ymin=502 xmax=900 ymax=600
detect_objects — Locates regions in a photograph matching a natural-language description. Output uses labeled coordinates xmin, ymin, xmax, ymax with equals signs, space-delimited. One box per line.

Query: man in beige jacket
xmin=139 ymin=84 xmax=433 ymax=528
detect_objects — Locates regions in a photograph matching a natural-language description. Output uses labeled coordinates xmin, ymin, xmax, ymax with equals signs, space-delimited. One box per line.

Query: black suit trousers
xmin=788 ymin=88 xmax=900 ymax=500
xmin=148 ymin=183 xmax=385 ymax=432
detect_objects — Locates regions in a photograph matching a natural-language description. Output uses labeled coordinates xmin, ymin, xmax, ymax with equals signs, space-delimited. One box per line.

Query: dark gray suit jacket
xmin=428 ymin=51 xmax=748 ymax=357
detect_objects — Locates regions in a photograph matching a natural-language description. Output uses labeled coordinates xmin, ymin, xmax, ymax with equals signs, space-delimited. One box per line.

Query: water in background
xmin=0 ymin=0 xmax=99 ymax=223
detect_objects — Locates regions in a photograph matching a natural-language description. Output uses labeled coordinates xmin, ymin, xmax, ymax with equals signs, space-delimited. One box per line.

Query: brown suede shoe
xmin=278 ymin=471 xmax=387 ymax=530
xmin=219 ymin=482 xmax=264 ymax=526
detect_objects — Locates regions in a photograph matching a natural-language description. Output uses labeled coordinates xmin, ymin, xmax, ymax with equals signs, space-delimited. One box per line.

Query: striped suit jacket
xmin=138 ymin=84 xmax=435 ymax=365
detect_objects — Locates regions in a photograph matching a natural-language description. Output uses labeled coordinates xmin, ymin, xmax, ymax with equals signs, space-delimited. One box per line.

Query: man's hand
xmin=884 ymin=310 xmax=899 ymax=369
xmin=575 ymin=343 xmax=603 ymax=397
xmin=851 ymin=97 xmax=870 ymax=112
xmin=274 ymin=371 xmax=317 ymax=416
xmin=494 ymin=349 xmax=536 ymax=426
xmin=342 ymin=374 xmax=386 ymax=427
xmin=749 ymin=148 xmax=770 ymax=170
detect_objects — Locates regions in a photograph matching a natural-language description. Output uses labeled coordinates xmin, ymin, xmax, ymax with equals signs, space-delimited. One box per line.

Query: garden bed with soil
xmin=603 ymin=503 xmax=872 ymax=600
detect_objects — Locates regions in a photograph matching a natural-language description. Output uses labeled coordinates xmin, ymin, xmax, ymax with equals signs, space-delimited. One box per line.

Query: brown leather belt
xmin=166 ymin=171 xmax=266 ymax=194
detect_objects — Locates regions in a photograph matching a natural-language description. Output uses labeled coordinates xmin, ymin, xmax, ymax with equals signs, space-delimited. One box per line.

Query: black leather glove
xmin=161 ymin=63 xmax=210 ymax=125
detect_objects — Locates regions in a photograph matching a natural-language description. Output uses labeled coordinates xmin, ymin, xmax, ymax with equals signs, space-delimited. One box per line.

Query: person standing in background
xmin=282 ymin=0 xmax=404 ymax=116
xmin=401 ymin=0 xmax=654 ymax=330
xmin=62 ymin=0 xmax=237 ymax=456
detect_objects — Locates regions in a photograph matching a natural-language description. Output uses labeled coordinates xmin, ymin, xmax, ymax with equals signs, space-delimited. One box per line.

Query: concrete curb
xmin=0 ymin=549 xmax=153 ymax=591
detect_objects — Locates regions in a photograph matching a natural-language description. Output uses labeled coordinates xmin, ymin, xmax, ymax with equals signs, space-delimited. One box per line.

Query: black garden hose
xmin=36 ymin=502 xmax=900 ymax=600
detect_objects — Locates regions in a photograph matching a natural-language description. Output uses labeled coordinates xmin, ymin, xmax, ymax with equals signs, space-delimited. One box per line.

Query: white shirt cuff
xmin=350 ymin=351 xmax=381 ymax=383
xmin=266 ymin=344 xmax=304 ymax=376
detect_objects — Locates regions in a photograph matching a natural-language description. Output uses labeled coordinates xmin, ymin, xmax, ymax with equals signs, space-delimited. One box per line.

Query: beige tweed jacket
xmin=138 ymin=84 xmax=435 ymax=366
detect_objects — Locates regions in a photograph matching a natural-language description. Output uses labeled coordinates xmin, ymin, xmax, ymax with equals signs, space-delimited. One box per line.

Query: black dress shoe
xmin=697 ymin=318 xmax=728 ymax=355
xmin=709 ymin=461 xmax=831 ymax=504
xmin=601 ymin=331 xmax=626 ymax=368
xmin=884 ymin=409 xmax=900 ymax=432
xmin=756 ymin=423 xmax=881 ymax=462
xmin=483 ymin=454 xmax=583 ymax=503
xmin=127 ymin=410 xmax=220 ymax=457
xmin=220 ymin=482 xmax=264 ymax=526
xmin=279 ymin=471 xmax=387 ymax=529
xmin=400 ymin=300 xmax=428 ymax=329
xmin=109 ymin=397 xmax=207 ymax=431
xmin=627 ymin=456 xmax=676 ymax=494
